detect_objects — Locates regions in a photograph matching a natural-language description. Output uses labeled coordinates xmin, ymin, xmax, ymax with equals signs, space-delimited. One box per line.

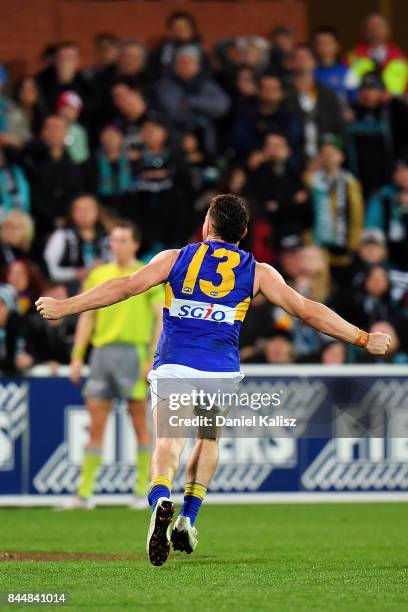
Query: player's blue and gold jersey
xmin=154 ymin=240 xmax=256 ymax=372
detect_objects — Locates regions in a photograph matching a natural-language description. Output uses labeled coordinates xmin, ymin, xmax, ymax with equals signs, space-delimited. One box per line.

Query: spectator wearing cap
xmin=156 ymin=46 xmax=230 ymax=154
xmin=20 ymin=115 xmax=83 ymax=236
xmin=366 ymin=159 xmax=408 ymax=272
xmin=57 ymin=91 xmax=89 ymax=164
xmin=244 ymin=132 xmax=311 ymax=253
xmin=359 ymin=228 xmax=387 ymax=265
xmin=286 ymin=45 xmax=344 ymax=160
xmin=111 ymin=81 xmax=148 ymax=153
xmin=313 ymin=27 xmax=358 ymax=105
xmin=149 ymin=12 xmax=211 ymax=78
xmin=346 ymin=13 xmax=408 ymax=95
xmin=305 ymin=135 xmax=363 ymax=276
xmin=229 ymin=74 xmax=304 ymax=162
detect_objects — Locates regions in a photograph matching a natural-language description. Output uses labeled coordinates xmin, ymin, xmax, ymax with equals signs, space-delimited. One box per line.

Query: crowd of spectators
xmin=1 ymin=10 xmax=408 ymax=372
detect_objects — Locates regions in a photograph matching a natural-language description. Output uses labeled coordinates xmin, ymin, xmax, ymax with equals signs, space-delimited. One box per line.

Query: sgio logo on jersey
xmin=169 ymin=298 xmax=236 ymax=325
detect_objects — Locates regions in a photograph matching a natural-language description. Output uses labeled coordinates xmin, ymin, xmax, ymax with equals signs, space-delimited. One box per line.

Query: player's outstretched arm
xmin=36 ymin=249 xmax=179 ymax=320
xmin=255 ymin=262 xmax=391 ymax=356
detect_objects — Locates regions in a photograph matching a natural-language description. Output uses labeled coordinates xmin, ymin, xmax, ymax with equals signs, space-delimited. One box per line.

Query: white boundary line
xmin=28 ymin=363 xmax=408 ymax=378
xmin=242 ymin=364 xmax=408 ymax=377
xmin=1 ymin=492 xmax=408 ymax=507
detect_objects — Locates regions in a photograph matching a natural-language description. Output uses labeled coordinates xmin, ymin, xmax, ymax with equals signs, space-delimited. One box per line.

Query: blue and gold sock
xmin=179 ymin=482 xmax=207 ymax=526
xmin=147 ymin=476 xmax=172 ymax=511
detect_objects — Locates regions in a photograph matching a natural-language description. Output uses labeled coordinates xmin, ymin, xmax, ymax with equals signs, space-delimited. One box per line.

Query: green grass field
xmin=0 ymin=503 xmax=407 ymax=611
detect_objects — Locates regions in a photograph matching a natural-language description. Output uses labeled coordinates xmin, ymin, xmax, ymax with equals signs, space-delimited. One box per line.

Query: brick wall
xmin=0 ymin=0 xmax=307 ymax=76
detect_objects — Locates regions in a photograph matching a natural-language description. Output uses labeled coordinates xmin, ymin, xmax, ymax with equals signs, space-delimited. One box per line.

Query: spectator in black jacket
xmin=21 ymin=115 xmax=83 ymax=239
xmin=126 ymin=116 xmax=193 ymax=255
xmin=36 ymin=42 xmax=94 ymax=120
xmin=0 ymin=283 xmax=32 ymax=374
xmin=89 ymin=32 xmax=121 ymax=79
xmin=244 ymin=132 xmax=311 ymax=248
xmin=87 ymin=33 xmax=121 ymax=132
xmin=287 ymin=44 xmax=344 ymax=160
xmin=229 ymin=74 xmax=304 ymax=163
xmin=117 ymin=40 xmax=150 ymax=94
xmin=347 ymin=72 xmax=394 ymax=197
xmin=331 ymin=263 xmax=394 ymax=331
xmin=111 ymin=81 xmax=148 ymax=152
xmin=269 ymin=27 xmax=296 ymax=84
xmin=22 ymin=283 xmax=77 ymax=372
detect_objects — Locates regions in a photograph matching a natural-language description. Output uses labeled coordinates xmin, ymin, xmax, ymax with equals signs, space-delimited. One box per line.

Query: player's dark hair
xmin=209 ymin=194 xmax=249 ymax=244
xmin=113 ymin=219 xmax=141 ymax=243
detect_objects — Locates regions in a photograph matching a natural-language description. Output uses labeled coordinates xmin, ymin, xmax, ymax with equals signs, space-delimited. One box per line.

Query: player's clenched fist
xmin=35 ymin=297 xmax=67 ymax=320
xmin=366 ymin=332 xmax=392 ymax=355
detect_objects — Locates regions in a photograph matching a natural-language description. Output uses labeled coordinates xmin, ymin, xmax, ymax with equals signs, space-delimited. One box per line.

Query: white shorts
xmin=147 ymin=363 xmax=243 ymax=412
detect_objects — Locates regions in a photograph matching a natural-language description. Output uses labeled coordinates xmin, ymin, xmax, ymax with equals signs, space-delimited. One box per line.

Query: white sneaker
xmin=128 ymin=496 xmax=149 ymax=510
xmin=146 ymin=497 xmax=175 ymax=566
xmin=55 ymin=496 xmax=95 ymax=511
xmin=171 ymin=515 xmax=198 ymax=554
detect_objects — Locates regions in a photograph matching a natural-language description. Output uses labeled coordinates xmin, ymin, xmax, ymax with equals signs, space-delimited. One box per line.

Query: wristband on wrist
xmin=354 ymin=329 xmax=369 ymax=348
xmin=72 ymin=346 xmax=86 ymax=360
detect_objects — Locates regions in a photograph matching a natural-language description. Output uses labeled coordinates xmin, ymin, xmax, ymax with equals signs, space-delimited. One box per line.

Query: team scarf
xmin=97 ymin=151 xmax=132 ymax=196
xmin=0 ymin=97 xmax=7 ymax=133
xmin=0 ymin=165 xmax=30 ymax=215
